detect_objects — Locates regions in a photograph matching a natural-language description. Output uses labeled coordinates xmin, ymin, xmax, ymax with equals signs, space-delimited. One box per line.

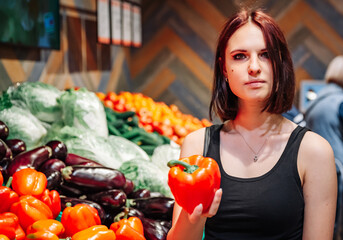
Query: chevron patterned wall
xmin=0 ymin=0 xmax=343 ymax=120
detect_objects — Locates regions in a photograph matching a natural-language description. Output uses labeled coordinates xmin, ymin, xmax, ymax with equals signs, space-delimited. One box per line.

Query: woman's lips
xmin=245 ymin=80 xmax=265 ymax=87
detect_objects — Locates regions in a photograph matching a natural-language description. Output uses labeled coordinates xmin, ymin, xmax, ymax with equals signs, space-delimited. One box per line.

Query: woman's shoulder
xmin=299 ymin=129 xmax=335 ymax=166
xmin=179 ymin=127 xmax=207 ymax=158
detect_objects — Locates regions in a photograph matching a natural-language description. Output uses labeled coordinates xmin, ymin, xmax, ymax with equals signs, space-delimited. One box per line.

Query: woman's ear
xmin=219 ymin=57 xmax=228 ymax=78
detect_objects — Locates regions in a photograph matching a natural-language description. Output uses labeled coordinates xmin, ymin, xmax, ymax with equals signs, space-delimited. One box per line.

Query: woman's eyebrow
xmin=230 ymin=48 xmax=268 ymax=54
xmin=230 ymin=49 xmax=247 ymax=54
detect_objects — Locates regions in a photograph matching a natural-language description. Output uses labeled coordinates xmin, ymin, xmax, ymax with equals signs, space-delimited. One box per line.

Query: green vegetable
xmin=45 ymin=125 xmax=123 ymax=169
xmin=58 ymin=88 xmax=108 ymax=137
xmin=0 ymin=105 xmax=47 ymax=150
xmin=108 ymin=135 xmax=150 ymax=162
xmin=8 ymin=82 xmax=62 ymax=123
xmin=119 ymin=159 xmax=172 ymax=197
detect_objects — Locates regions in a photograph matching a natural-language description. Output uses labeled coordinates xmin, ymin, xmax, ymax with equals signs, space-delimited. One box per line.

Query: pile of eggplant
xmin=0 ymin=120 xmax=174 ymax=240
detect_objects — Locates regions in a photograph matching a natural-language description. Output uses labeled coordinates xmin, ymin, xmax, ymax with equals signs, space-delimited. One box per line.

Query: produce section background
xmin=0 ymin=0 xmax=343 ymax=120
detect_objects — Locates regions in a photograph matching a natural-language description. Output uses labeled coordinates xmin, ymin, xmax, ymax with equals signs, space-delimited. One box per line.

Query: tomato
xmin=105 ymin=92 xmax=117 ymax=102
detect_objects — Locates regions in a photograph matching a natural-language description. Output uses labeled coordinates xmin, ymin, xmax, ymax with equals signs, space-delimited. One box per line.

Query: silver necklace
xmin=234 ymin=125 xmax=269 ymax=162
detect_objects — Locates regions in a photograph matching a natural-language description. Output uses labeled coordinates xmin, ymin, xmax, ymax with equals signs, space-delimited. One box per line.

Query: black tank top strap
xmin=203 ymin=124 xmax=223 ymax=157
xmin=281 ymin=126 xmax=310 ymax=188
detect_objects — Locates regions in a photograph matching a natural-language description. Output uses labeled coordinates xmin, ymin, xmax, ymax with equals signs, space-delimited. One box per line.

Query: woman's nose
xmin=248 ymin=56 xmax=261 ymax=76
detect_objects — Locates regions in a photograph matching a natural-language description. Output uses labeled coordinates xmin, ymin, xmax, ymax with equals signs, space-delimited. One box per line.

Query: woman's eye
xmin=260 ymin=52 xmax=269 ymax=59
xmin=233 ymin=53 xmax=246 ymax=60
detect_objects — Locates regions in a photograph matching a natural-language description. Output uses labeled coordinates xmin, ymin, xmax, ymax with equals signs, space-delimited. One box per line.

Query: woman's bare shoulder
xmin=179 ymin=127 xmax=207 ymax=158
xmin=299 ymin=130 xmax=335 ymax=169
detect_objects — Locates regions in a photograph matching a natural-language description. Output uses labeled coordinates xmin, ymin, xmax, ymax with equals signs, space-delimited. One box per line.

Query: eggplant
xmin=113 ymin=207 xmax=145 ymax=221
xmin=128 ymin=188 xmax=151 ymax=199
xmin=39 ymin=158 xmax=66 ymax=172
xmin=60 ymin=196 xmax=106 ymax=223
xmin=5 ymin=139 xmax=26 ymax=157
xmin=0 ymin=139 xmax=7 ymax=160
xmin=142 ymin=218 xmax=169 ymax=240
xmin=57 ymin=182 xmax=84 ymax=197
xmin=123 ymin=179 xmax=134 ymax=196
xmin=128 ymin=197 xmax=174 ymax=221
xmin=0 ymin=121 xmax=9 ymax=141
xmin=64 ymin=153 xmax=103 ymax=166
xmin=7 ymin=145 xmax=52 ymax=176
xmin=61 ymin=165 xmax=126 ymax=192
xmin=87 ymin=189 xmax=127 ymax=209
xmin=45 ymin=140 xmax=68 ymax=161
xmin=38 ymin=158 xmax=66 ymax=190
xmin=0 ymin=142 xmax=12 ymax=181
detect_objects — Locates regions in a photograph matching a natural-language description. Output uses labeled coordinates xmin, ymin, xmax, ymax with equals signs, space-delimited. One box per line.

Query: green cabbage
xmin=8 ymin=82 xmax=62 ymax=123
xmin=119 ymin=159 xmax=172 ymax=197
xmin=108 ymin=135 xmax=150 ymax=162
xmin=58 ymin=88 xmax=108 ymax=137
xmin=45 ymin=125 xmax=123 ymax=169
xmin=0 ymin=105 xmax=47 ymax=150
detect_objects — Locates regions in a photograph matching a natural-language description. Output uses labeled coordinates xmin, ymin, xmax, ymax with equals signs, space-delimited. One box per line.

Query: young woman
xmin=167 ymin=9 xmax=337 ymax=240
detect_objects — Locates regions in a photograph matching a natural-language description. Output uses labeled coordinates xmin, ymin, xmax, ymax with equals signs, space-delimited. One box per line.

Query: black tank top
xmin=204 ymin=124 xmax=308 ymax=240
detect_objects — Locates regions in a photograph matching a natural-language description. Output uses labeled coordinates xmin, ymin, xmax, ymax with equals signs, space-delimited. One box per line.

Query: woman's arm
xmin=300 ymin=131 xmax=337 ymax=240
xmin=167 ymin=128 xmax=222 ymax=240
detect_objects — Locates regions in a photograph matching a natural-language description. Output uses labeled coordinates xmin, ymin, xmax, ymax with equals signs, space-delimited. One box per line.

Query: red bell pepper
xmin=110 ymin=217 xmax=145 ymax=240
xmin=0 ymin=171 xmax=3 ymax=186
xmin=26 ymin=219 xmax=64 ymax=236
xmin=71 ymin=225 xmax=116 ymax=240
xmin=0 ymin=177 xmax=19 ymax=213
xmin=61 ymin=203 xmax=101 ymax=237
xmin=167 ymin=155 xmax=221 ymax=214
xmin=0 ymin=212 xmax=25 ymax=240
xmin=39 ymin=189 xmax=61 ymax=219
xmin=10 ymin=195 xmax=53 ymax=231
xmin=11 ymin=168 xmax=47 ymax=197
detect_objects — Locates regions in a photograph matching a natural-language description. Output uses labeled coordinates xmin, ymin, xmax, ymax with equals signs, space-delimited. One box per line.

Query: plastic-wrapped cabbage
xmin=151 ymin=142 xmax=181 ymax=174
xmin=108 ymin=135 xmax=150 ymax=162
xmin=58 ymin=88 xmax=108 ymax=137
xmin=45 ymin=125 xmax=123 ymax=169
xmin=8 ymin=82 xmax=62 ymax=123
xmin=0 ymin=105 xmax=47 ymax=150
xmin=119 ymin=159 xmax=172 ymax=197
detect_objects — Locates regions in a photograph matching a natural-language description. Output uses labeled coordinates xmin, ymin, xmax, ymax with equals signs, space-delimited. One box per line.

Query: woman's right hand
xmin=188 ymin=188 xmax=223 ymax=224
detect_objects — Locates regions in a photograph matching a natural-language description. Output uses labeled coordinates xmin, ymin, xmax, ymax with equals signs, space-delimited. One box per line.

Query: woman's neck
xmin=232 ymin=108 xmax=283 ymax=134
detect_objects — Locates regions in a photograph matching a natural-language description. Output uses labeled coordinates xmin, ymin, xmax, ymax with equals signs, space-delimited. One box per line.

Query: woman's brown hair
xmin=209 ymin=9 xmax=295 ymax=122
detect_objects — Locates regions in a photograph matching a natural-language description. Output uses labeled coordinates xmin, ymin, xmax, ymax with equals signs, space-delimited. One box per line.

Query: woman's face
xmin=224 ymin=22 xmax=273 ymax=104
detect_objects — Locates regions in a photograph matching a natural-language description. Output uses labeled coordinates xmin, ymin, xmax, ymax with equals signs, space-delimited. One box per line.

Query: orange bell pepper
xmin=61 ymin=203 xmax=101 ymax=237
xmin=26 ymin=219 xmax=64 ymax=236
xmin=0 ymin=177 xmax=19 ymax=213
xmin=11 ymin=168 xmax=47 ymax=197
xmin=25 ymin=231 xmax=59 ymax=240
xmin=39 ymin=189 xmax=61 ymax=219
xmin=110 ymin=217 xmax=145 ymax=240
xmin=10 ymin=195 xmax=53 ymax=231
xmin=0 ymin=212 xmax=25 ymax=240
xmin=167 ymin=155 xmax=221 ymax=214
xmin=71 ymin=225 xmax=116 ymax=240
xmin=0 ymin=235 xmax=9 ymax=240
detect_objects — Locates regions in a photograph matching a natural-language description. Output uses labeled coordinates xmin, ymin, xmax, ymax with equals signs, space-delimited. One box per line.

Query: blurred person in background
xmin=305 ymin=55 xmax=343 ymax=165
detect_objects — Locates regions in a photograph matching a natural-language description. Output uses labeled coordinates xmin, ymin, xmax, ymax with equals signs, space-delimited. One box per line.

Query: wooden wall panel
xmin=1 ymin=0 xmax=343 ymax=120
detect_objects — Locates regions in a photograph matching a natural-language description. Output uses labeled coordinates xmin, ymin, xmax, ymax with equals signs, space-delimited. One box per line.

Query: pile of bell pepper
xmin=0 ymin=168 xmax=147 ymax=240
xmin=96 ymin=91 xmax=212 ymax=145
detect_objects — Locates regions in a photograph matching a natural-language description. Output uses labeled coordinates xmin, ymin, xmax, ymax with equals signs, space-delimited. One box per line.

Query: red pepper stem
xmin=5 ymin=176 xmax=12 ymax=188
xmin=167 ymin=160 xmax=199 ymax=173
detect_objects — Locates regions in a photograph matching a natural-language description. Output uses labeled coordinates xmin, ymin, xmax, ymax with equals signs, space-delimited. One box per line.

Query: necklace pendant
xmin=254 ymin=155 xmax=258 ymax=162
